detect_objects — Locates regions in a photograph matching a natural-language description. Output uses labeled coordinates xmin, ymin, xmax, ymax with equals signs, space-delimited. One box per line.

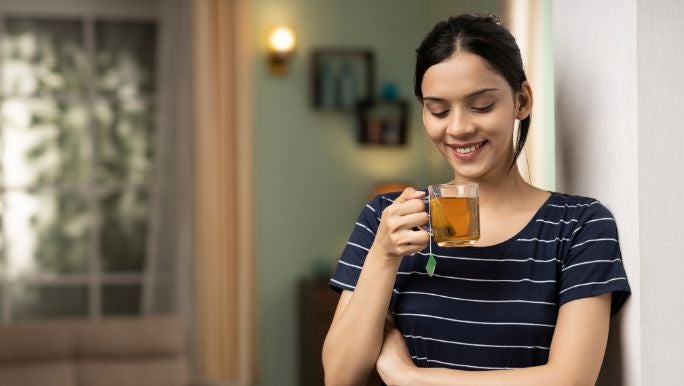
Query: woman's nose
xmin=445 ymin=112 xmax=476 ymax=137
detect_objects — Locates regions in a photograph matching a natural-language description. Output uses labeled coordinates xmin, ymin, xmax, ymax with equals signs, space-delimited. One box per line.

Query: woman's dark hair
xmin=414 ymin=13 xmax=530 ymax=166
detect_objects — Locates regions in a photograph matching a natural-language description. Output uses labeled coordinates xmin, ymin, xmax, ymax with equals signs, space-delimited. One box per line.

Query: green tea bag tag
xmin=426 ymin=254 xmax=437 ymax=277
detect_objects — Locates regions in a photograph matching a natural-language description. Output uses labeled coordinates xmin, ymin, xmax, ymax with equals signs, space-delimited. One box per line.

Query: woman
xmin=322 ymin=14 xmax=630 ymax=385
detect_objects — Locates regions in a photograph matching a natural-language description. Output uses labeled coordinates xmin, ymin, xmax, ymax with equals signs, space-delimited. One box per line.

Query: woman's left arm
xmin=377 ymin=293 xmax=612 ymax=386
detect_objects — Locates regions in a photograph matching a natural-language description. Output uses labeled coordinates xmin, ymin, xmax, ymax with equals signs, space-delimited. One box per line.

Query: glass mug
xmin=426 ymin=182 xmax=480 ymax=247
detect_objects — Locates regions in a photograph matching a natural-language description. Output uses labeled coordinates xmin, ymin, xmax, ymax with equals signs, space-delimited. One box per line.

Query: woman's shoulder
xmin=547 ymin=191 xmax=616 ymax=221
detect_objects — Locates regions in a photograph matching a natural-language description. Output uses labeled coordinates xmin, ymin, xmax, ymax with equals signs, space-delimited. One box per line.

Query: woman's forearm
xmin=322 ymin=246 xmax=401 ymax=385
xmin=404 ymin=363 xmax=583 ymax=386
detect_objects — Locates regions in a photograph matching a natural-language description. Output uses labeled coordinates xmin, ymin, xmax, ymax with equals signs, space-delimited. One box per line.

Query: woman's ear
xmin=515 ymin=81 xmax=533 ymax=120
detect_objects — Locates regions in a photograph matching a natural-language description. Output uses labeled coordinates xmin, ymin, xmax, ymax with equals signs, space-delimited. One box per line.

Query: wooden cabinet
xmin=298 ymin=278 xmax=383 ymax=386
xmin=299 ymin=278 xmax=338 ymax=386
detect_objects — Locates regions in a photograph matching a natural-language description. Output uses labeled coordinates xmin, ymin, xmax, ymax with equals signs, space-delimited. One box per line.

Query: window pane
xmin=2 ymin=18 xmax=86 ymax=97
xmin=102 ymin=284 xmax=140 ymax=315
xmin=95 ymin=20 xmax=156 ymax=95
xmin=100 ymin=188 xmax=148 ymax=272
xmin=93 ymin=95 xmax=154 ymax=184
xmin=1 ymin=97 xmax=90 ymax=187
xmin=3 ymin=190 xmax=90 ymax=275
xmin=12 ymin=283 xmax=87 ymax=320
xmin=94 ymin=20 xmax=156 ymax=185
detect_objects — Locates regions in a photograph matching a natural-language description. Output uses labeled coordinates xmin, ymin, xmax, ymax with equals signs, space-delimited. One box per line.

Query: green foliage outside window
xmin=0 ymin=17 xmax=157 ymax=319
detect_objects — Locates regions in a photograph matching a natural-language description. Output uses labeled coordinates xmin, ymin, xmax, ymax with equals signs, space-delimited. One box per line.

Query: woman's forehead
xmin=422 ymin=51 xmax=509 ymax=98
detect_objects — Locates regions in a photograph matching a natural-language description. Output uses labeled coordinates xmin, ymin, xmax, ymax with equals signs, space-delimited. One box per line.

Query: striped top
xmin=329 ymin=191 xmax=631 ymax=370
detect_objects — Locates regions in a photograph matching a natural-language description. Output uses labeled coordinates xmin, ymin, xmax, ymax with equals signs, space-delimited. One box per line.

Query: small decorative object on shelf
xmin=356 ymin=83 xmax=409 ymax=146
xmin=311 ymin=49 xmax=374 ymax=111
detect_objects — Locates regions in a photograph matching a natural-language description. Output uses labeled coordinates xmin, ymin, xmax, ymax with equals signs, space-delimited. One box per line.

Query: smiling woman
xmin=420 ymin=51 xmax=532 ymax=181
xmin=322 ymin=13 xmax=631 ymax=386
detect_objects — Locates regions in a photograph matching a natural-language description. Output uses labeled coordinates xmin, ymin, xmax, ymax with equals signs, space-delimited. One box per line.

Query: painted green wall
xmin=252 ymin=1 xmax=501 ymax=385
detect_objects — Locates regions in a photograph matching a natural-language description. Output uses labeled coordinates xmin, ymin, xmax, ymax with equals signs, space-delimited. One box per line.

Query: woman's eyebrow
xmin=423 ymin=87 xmax=499 ymax=102
xmin=465 ymin=87 xmax=499 ymax=98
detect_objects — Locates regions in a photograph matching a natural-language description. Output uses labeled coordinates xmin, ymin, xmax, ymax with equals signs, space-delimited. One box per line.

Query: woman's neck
xmin=451 ymin=166 xmax=538 ymax=211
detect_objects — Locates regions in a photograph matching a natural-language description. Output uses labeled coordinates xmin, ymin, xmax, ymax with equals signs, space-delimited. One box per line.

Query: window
xmin=0 ymin=10 xmax=158 ymax=321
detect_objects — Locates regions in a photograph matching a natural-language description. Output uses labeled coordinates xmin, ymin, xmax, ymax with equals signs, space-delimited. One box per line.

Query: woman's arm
xmin=377 ymin=293 xmax=612 ymax=386
xmin=322 ymin=188 xmax=429 ymax=386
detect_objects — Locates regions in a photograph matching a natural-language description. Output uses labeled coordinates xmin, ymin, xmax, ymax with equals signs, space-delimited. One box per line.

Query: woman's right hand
xmin=373 ymin=187 xmax=430 ymax=259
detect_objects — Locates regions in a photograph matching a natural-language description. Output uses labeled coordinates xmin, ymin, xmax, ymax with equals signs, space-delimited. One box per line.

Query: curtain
xmin=191 ymin=0 xmax=257 ymax=383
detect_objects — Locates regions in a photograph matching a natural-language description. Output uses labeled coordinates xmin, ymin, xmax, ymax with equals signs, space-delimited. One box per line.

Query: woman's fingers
xmin=392 ymin=197 xmax=426 ymax=216
xmin=399 ymin=228 xmax=430 ymax=246
xmin=393 ymin=187 xmax=424 ymax=204
xmin=383 ymin=210 xmax=428 ymax=233
xmin=401 ymin=211 xmax=429 ymax=229
xmin=374 ymin=187 xmax=430 ymax=258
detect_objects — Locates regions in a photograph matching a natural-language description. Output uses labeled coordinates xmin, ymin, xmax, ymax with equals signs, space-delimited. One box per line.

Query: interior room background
xmin=3 ymin=0 xmax=682 ymax=385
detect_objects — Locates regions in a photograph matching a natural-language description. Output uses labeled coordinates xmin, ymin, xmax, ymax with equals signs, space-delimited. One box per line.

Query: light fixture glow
xmin=268 ymin=26 xmax=296 ymax=53
xmin=267 ymin=25 xmax=296 ymax=75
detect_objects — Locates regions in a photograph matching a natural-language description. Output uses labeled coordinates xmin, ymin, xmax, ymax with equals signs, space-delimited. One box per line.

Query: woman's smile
xmin=448 ymin=140 xmax=487 ymax=160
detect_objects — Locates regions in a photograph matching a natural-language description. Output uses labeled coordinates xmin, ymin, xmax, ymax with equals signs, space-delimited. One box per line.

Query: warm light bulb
xmin=269 ymin=26 xmax=296 ymax=53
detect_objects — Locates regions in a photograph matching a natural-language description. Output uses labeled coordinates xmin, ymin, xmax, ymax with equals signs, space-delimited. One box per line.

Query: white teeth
xmin=455 ymin=142 xmax=483 ymax=154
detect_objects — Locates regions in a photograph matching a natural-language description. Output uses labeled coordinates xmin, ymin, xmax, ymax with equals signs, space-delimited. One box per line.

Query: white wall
xmin=637 ymin=0 xmax=684 ymax=383
xmin=555 ymin=0 xmax=684 ymax=384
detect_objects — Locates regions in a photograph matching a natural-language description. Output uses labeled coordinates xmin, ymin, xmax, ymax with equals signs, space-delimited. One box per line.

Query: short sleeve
xmin=329 ymin=195 xmax=384 ymax=293
xmin=559 ymin=203 xmax=631 ymax=315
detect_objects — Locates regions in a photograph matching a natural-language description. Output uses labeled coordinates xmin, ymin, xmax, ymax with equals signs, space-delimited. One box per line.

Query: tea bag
xmin=430 ymin=194 xmax=458 ymax=237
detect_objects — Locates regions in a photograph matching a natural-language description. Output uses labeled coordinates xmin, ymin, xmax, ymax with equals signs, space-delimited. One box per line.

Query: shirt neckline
xmin=431 ymin=191 xmax=559 ymax=254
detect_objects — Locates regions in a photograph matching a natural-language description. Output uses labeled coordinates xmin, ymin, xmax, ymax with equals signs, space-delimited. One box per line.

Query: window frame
xmin=0 ymin=0 xmax=162 ymax=322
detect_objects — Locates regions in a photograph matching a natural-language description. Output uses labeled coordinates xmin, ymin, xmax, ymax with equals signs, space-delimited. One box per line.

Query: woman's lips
xmin=448 ymin=140 xmax=487 ymax=161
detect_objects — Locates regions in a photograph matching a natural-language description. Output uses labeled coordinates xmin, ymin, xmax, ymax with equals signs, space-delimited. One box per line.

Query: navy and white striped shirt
xmin=330 ymin=191 xmax=631 ymax=370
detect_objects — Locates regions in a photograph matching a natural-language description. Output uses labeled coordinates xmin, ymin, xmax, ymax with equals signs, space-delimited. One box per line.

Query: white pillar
xmin=555 ymin=0 xmax=684 ymax=384
xmin=636 ymin=0 xmax=684 ymax=383
xmin=553 ymin=0 xmax=640 ymax=384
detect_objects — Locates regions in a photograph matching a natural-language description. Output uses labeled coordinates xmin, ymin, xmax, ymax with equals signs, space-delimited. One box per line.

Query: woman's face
xmin=421 ymin=51 xmax=529 ymax=182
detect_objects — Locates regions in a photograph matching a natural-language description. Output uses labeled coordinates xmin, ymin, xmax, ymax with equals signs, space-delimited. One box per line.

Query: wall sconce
xmin=267 ymin=25 xmax=296 ymax=75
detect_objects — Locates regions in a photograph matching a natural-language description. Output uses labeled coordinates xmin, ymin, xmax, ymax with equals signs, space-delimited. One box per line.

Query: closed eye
xmin=471 ymin=103 xmax=495 ymax=113
xmin=431 ymin=110 xmax=449 ymax=118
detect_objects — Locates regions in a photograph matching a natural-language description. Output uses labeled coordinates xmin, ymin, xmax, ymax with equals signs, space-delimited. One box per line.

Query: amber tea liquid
xmin=430 ymin=196 xmax=480 ymax=247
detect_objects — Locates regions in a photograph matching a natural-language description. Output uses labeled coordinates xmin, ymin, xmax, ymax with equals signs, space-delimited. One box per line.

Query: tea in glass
xmin=428 ymin=183 xmax=479 ymax=247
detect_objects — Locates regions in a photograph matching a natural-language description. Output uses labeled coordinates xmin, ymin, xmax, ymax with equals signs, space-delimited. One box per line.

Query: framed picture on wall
xmin=310 ymin=49 xmax=374 ymax=111
xmin=356 ymin=98 xmax=408 ymax=146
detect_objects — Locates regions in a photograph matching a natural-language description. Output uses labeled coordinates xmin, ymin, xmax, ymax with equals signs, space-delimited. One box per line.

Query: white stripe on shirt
xmin=346 ymin=241 xmax=370 ymax=252
xmin=393 ymin=289 xmax=556 ymax=306
xmin=396 ymin=270 xmax=556 ymax=284
xmin=516 ymin=237 xmax=571 ymax=243
xmin=569 ymin=238 xmax=618 ymax=249
xmin=586 ymin=217 xmax=615 ymax=224
xmin=561 ymin=259 xmax=622 ymax=272
xmin=548 ymin=201 xmax=599 ymax=208
xmin=412 ymin=251 xmax=560 ymax=264
xmin=559 ymin=277 xmax=627 ymax=295
xmin=355 ymin=222 xmax=375 ymax=236
xmin=405 ymin=334 xmax=550 ymax=350
xmin=394 ymin=312 xmax=556 ymax=328
xmin=536 ymin=218 xmax=578 ymax=225
xmin=411 ymin=356 xmax=514 ymax=370
xmin=329 ymin=278 xmax=355 ymax=290
xmin=337 ymin=260 xmax=362 ymax=270
xmin=570 ymin=218 xmax=616 ymax=237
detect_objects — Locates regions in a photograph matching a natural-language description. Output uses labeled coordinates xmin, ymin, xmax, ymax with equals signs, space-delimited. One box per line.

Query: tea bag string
xmin=428 ymin=193 xmax=432 ymax=256
xmin=426 ymin=188 xmax=437 ymax=277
